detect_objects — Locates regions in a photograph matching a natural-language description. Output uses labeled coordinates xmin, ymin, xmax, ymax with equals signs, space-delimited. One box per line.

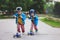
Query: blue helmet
xmin=29 ymin=9 xmax=35 ymax=16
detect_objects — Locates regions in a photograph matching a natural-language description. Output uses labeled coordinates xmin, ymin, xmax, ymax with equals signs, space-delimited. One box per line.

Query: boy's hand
xmin=13 ymin=15 xmax=16 ymax=18
xmin=31 ymin=20 xmax=34 ymax=22
xmin=18 ymin=15 xmax=22 ymax=18
xmin=20 ymin=16 xmax=23 ymax=18
xmin=27 ymin=15 xmax=30 ymax=18
xmin=31 ymin=16 xmax=36 ymax=22
xmin=31 ymin=17 xmax=34 ymax=22
xmin=32 ymin=16 xmax=36 ymax=19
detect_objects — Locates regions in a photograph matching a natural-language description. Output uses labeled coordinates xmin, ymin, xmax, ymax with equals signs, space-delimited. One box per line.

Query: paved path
xmin=0 ymin=19 xmax=60 ymax=40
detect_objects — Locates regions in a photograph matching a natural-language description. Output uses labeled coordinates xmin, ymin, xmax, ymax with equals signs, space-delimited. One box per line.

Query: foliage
xmin=0 ymin=0 xmax=45 ymax=14
xmin=53 ymin=2 xmax=60 ymax=18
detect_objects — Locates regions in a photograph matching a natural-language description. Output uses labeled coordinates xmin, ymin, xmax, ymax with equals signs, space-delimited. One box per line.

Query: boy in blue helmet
xmin=13 ymin=7 xmax=26 ymax=37
xmin=28 ymin=9 xmax=38 ymax=35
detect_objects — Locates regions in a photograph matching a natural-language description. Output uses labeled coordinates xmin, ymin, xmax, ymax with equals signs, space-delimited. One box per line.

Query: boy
xmin=28 ymin=9 xmax=38 ymax=35
xmin=13 ymin=7 xmax=26 ymax=37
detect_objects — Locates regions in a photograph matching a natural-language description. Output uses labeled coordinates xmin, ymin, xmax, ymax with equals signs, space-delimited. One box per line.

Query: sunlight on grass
xmin=40 ymin=18 xmax=60 ymax=28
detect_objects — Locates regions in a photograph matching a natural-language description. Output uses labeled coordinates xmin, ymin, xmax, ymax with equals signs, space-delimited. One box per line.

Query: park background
xmin=0 ymin=0 xmax=60 ymax=28
xmin=0 ymin=0 xmax=60 ymax=40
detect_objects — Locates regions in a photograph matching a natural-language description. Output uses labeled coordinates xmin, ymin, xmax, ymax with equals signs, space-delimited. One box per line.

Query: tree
xmin=0 ymin=0 xmax=46 ymax=14
xmin=54 ymin=2 xmax=60 ymax=18
xmin=29 ymin=0 xmax=45 ymax=14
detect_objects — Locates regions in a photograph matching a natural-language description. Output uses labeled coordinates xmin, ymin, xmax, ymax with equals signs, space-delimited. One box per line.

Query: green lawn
xmin=40 ymin=18 xmax=60 ymax=28
xmin=0 ymin=15 xmax=14 ymax=19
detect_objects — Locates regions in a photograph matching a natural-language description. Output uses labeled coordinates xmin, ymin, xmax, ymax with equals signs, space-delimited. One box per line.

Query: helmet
xmin=16 ymin=7 xmax=22 ymax=11
xmin=30 ymin=9 xmax=35 ymax=13
xmin=29 ymin=9 xmax=35 ymax=15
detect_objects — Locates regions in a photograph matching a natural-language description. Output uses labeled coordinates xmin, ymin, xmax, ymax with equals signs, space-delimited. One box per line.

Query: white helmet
xmin=16 ymin=7 xmax=22 ymax=11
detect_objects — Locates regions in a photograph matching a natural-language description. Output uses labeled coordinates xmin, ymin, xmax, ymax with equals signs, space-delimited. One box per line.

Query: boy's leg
xmin=15 ymin=23 xmax=21 ymax=37
xmin=34 ymin=24 xmax=38 ymax=32
xmin=30 ymin=22 xmax=34 ymax=32
xmin=17 ymin=23 xmax=20 ymax=32
xmin=21 ymin=24 xmax=25 ymax=33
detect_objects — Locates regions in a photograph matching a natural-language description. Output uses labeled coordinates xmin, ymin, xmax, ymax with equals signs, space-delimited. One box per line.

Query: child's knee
xmin=17 ymin=29 xmax=20 ymax=32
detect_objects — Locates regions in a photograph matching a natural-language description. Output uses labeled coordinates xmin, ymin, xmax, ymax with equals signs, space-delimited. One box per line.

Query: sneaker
xmin=16 ymin=33 xmax=21 ymax=38
xmin=35 ymin=29 xmax=38 ymax=33
xmin=28 ymin=31 xmax=34 ymax=35
xmin=30 ymin=30 xmax=33 ymax=32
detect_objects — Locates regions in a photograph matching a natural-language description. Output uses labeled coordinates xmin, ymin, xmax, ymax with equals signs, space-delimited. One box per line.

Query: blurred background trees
xmin=0 ymin=0 xmax=45 ymax=14
xmin=53 ymin=2 xmax=60 ymax=18
xmin=0 ymin=0 xmax=60 ymax=18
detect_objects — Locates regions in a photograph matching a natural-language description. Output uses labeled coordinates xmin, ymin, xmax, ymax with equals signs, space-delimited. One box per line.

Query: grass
xmin=0 ymin=15 xmax=14 ymax=19
xmin=40 ymin=18 xmax=60 ymax=28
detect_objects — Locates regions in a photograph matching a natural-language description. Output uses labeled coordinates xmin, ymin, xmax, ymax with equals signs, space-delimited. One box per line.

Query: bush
xmin=53 ymin=2 xmax=60 ymax=18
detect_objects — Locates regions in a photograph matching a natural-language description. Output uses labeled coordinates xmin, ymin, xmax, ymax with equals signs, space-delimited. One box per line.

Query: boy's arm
xmin=13 ymin=13 xmax=17 ymax=18
xmin=34 ymin=15 xmax=38 ymax=20
xmin=21 ymin=13 xmax=26 ymax=20
xmin=13 ymin=15 xmax=16 ymax=18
